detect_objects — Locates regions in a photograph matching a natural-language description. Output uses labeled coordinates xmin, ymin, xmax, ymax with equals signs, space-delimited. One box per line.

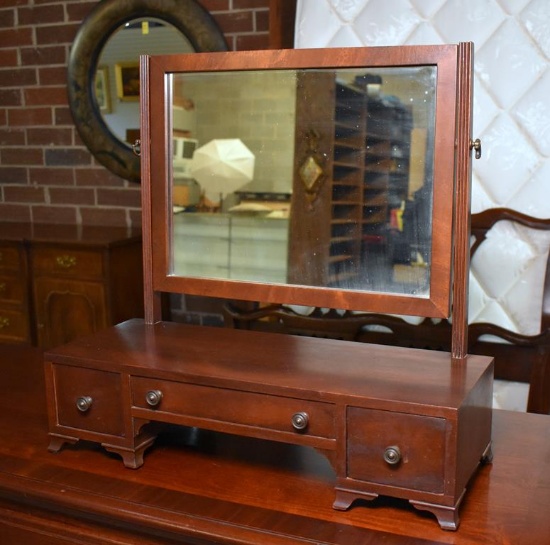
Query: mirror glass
xmin=96 ymin=18 xmax=194 ymax=145
xmin=168 ymin=67 xmax=436 ymax=298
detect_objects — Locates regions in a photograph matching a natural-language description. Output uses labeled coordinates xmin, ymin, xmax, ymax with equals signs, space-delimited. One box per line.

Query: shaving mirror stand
xmin=44 ymin=44 xmax=492 ymax=531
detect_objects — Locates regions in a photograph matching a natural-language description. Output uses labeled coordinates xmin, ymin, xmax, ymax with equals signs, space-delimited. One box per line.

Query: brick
xmin=255 ymin=9 xmax=269 ymax=31
xmin=0 ymin=0 xmax=27 ymax=6
xmin=0 ymin=27 xmax=32 ymax=48
xmin=21 ymin=45 xmax=66 ymax=66
xmin=18 ymin=4 xmax=65 ymax=25
xmin=0 ymin=88 xmax=21 ymax=107
xmin=97 ymin=187 xmax=141 ymax=208
xmin=36 ymin=23 xmax=79 ymax=45
xmin=8 ymin=107 xmax=52 ymax=126
xmin=236 ymin=33 xmax=270 ymax=51
xmin=215 ymin=12 xmax=254 ymax=33
xmin=49 ymin=186 xmax=95 ymax=205
xmin=234 ymin=0 xmax=269 ymax=8
xmin=0 ymin=128 xmax=25 ymax=146
xmin=80 ymin=207 xmax=128 ymax=227
xmin=1 ymin=147 xmax=42 ymax=165
xmin=27 ymin=127 xmax=72 ymax=146
xmin=25 ymin=86 xmax=67 ymax=106
xmin=0 ymin=203 xmax=31 ymax=223
xmin=0 ymin=167 xmax=27 ymax=184
xmin=0 ymin=67 xmax=37 ymax=87
xmin=199 ymin=0 xmax=231 ymax=11
xmin=128 ymin=208 xmax=142 ymax=228
xmin=66 ymin=2 xmax=96 ymax=22
xmin=29 ymin=167 xmax=74 ymax=186
xmin=39 ymin=66 xmax=67 ymax=86
xmin=54 ymin=107 xmax=73 ymax=126
xmin=45 ymin=148 xmax=91 ymax=167
xmin=75 ymin=167 xmax=126 ymax=188
xmin=4 ymin=185 xmax=46 ymax=203
xmin=0 ymin=8 xmax=15 ymax=28
xmin=32 ymin=205 xmax=77 ymax=224
xmin=0 ymin=49 xmax=18 ymax=66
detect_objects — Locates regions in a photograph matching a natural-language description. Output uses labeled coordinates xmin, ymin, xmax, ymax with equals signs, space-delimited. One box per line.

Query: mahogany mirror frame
xmin=140 ymin=45 xmax=474 ymax=356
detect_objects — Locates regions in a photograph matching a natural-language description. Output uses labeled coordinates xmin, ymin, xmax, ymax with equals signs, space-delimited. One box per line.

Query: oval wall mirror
xmin=68 ymin=0 xmax=228 ymax=183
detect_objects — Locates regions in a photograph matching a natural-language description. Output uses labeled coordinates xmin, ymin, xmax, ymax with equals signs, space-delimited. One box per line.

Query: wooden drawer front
xmin=32 ymin=248 xmax=103 ymax=279
xmin=33 ymin=277 xmax=107 ymax=349
xmin=52 ymin=365 xmax=124 ymax=436
xmin=131 ymin=377 xmax=335 ymax=440
xmin=0 ymin=274 xmax=26 ymax=304
xmin=347 ymin=407 xmax=446 ymax=493
xmin=0 ymin=308 xmax=29 ymax=342
xmin=0 ymin=245 xmax=22 ymax=271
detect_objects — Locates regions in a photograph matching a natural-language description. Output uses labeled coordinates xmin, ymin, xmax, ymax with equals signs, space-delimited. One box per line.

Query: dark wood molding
xmin=269 ymin=0 xmax=297 ymax=49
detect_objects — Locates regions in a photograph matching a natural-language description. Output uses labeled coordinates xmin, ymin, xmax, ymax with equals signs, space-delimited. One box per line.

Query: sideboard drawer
xmin=347 ymin=407 xmax=446 ymax=494
xmin=32 ymin=248 xmax=104 ymax=279
xmin=0 ymin=244 xmax=22 ymax=271
xmin=131 ymin=377 xmax=336 ymax=440
xmin=51 ymin=365 xmax=124 ymax=436
xmin=0 ymin=275 xmax=26 ymax=304
xmin=0 ymin=308 xmax=29 ymax=342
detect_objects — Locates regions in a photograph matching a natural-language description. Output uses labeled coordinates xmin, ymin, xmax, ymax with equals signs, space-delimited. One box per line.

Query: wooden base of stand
xmin=45 ymin=319 xmax=493 ymax=531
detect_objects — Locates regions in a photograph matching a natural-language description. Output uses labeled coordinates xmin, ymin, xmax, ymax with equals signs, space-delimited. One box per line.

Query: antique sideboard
xmin=0 ymin=222 xmax=143 ymax=348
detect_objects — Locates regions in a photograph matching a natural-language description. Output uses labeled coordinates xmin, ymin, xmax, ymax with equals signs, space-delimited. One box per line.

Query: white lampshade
xmin=190 ymin=139 xmax=255 ymax=202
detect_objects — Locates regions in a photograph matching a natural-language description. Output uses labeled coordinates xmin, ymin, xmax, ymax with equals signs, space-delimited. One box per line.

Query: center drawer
xmin=131 ymin=376 xmax=335 ymax=440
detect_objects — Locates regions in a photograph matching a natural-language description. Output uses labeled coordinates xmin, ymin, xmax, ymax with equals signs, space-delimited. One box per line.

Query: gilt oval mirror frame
xmin=68 ymin=0 xmax=228 ymax=183
xmin=141 ymin=44 xmax=475 ymax=328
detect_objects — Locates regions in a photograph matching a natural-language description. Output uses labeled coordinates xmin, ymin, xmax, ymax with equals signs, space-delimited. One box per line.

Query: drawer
xmin=131 ymin=377 xmax=335 ymax=440
xmin=32 ymin=248 xmax=104 ymax=279
xmin=0 ymin=244 xmax=22 ymax=272
xmin=0 ymin=307 xmax=29 ymax=342
xmin=0 ymin=274 xmax=26 ymax=304
xmin=52 ymin=364 xmax=124 ymax=436
xmin=347 ymin=407 xmax=446 ymax=493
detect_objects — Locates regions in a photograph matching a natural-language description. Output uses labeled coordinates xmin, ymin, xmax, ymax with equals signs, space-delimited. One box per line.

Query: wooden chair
xmin=224 ymin=208 xmax=550 ymax=414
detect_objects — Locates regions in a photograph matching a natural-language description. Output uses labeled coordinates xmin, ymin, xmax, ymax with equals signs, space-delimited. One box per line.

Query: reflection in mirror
xmin=169 ymin=67 xmax=436 ymax=298
xmin=96 ymin=18 xmax=194 ymax=145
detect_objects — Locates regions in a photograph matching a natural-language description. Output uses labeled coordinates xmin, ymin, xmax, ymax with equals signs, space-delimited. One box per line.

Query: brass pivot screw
xmin=470 ymin=138 xmax=482 ymax=159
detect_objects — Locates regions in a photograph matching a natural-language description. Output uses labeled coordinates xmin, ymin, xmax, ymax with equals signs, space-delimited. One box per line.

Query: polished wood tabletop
xmin=0 ymin=343 xmax=549 ymax=544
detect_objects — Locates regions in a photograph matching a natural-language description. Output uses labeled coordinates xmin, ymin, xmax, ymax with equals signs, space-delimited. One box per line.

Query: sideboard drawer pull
xmin=56 ymin=255 xmax=77 ymax=268
xmin=76 ymin=396 xmax=93 ymax=412
xmin=145 ymin=389 xmax=163 ymax=407
xmin=0 ymin=316 xmax=10 ymax=329
xmin=0 ymin=282 xmax=6 ymax=292
xmin=383 ymin=445 xmax=402 ymax=465
xmin=291 ymin=411 xmax=309 ymax=431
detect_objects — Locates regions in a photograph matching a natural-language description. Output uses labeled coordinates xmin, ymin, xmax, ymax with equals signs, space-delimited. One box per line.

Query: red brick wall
xmin=0 ymin=0 xmax=270 ymax=227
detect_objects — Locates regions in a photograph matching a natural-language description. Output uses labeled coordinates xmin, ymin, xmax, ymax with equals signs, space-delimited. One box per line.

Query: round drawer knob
xmin=383 ymin=445 xmax=402 ymax=465
xmin=145 ymin=389 xmax=163 ymax=407
xmin=291 ymin=411 xmax=309 ymax=431
xmin=76 ymin=396 xmax=93 ymax=412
